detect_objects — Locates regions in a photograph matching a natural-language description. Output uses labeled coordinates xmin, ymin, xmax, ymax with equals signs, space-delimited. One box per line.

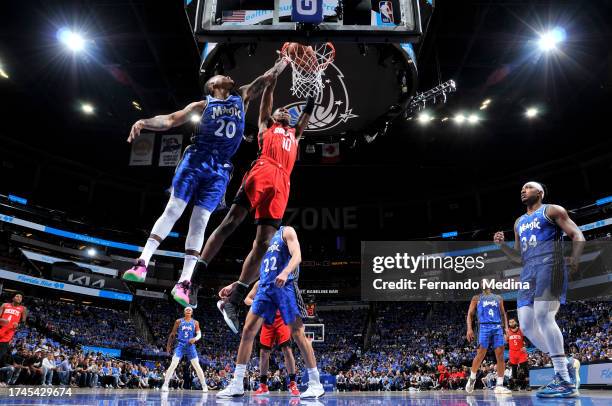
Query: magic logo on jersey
xmin=267 ymin=241 xmax=281 ymax=254
xmin=211 ymin=104 xmax=242 ymax=120
xmin=481 ymin=300 xmax=498 ymax=308
xmin=283 ymin=63 xmax=358 ymax=132
xmin=518 ymin=218 xmax=541 ymax=236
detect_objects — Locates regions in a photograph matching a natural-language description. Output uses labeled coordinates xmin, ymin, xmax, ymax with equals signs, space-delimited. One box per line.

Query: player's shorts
xmin=260 ymin=312 xmax=291 ymax=350
xmin=517 ymin=259 xmax=567 ymax=308
xmin=251 ymin=280 xmax=307 ymax=326
xmin=508 ymin=350 xmax=529 ymax=365
xmin=173 ymin=343 xmax=198 ymax=361
xmin=172 ymin=146 xmax=233 ymax=212
xmin=233 ymin=158 xmax=290 ymax=228
xmin=478 ymin=323 xmax=504 ymax=349
xmin=0 ymin=326 xmax=15 ymax=343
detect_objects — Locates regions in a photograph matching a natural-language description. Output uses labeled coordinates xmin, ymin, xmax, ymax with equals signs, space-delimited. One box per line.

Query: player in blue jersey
xmin=494 ymin=181 xmax=585 ymax=398
xmin=217 ymin=226 xmax=324 ymax=399
xmin=465 ymin=288 xmax=511 ymax=394
xmin=161 ymin=307 xmax=207 ymax=392
xmin=121 ymin=57 xmax=288 ymax=309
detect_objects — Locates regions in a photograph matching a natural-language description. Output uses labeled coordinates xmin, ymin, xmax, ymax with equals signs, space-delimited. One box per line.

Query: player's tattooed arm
xmin=465 ymin=295 xmax=478 ymax=342
xmin=166 ymin=319 xmax=180 ymax=353
xmin=239 ymin=57 xmax=288 ymax=108
xmin=244 ymin=281 xmax=260 ymax=306
xmin=547 ymin=204 xmax=585 ymax=273
xmin=127 ymin=101 xmax=206 ymax=143
xmin=494 ymin=219 xmax=523 ymax=264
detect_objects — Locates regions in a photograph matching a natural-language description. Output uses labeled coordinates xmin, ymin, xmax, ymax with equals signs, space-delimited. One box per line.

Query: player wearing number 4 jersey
xmin=0 ymin=293 xmax=27 ymax=358
xmin=465 ymin=288 xmax=511 ymax=395
xmin=188 ymin=61 xmax=315 ymax=327
xmin=494 ymin=181 xmax=585 ymax=398
xmin=121 ymin=57 xmax=288 ymax=309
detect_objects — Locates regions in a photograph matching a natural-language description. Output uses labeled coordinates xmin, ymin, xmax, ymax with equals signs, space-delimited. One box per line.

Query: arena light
xmin=482 ymin=99 xmax=491 ymax=105
xmin=468 ymin=114 xmax=480 ymax=124
xmin=441 ymin=117 xmax=449 ymax=122
xmin=87 ymin=248 xmax=97 ymax=257
xmin=454 ymin=114 xmax=466 ymax=124
xmin=8 ymin=194 xmax=27 ymax=205
xmin=57 ymin=28 xmax=86 ymax=52
xmin=81 ymin=103 xmax=94 ymax=114
xmin=132 ymin=101 xmax=142 ymax=111
xmin=417 ymin=111 xmax=433 ymax=125
xmin=0 ymin=62 xmax=8 ymax=79
xmin=595 ymin=196 xmax=612 ymax=206
xmin=525 ymin=107 xmax=539 ymax=118
xmin=190 ymin=113 xmax=200 ymax=123
xmin=537 ymin=27 xmax=566 ymax=52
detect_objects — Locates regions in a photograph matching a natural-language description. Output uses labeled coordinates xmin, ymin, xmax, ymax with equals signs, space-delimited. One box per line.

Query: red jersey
xmin=0 ymin=303 xmax=25 ymax=342
xmin=258 ymin=123 xmax=298 ymax=174
xmin=508 ymin=328 xmax=525 ymax=352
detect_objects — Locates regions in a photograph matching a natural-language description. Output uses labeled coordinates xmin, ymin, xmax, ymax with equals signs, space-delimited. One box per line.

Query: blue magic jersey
xmin=477 ymin=293 xmax=502 ymax=324
xmin=176 ymin=318 xmax=196 ymax=345
xmin=193 ymin=94 xmax=245 ymax=162
xmin=515 ymin=204 xmax=562 ymax=264
xmin=259 ymin=227 xmax=299 ymax=286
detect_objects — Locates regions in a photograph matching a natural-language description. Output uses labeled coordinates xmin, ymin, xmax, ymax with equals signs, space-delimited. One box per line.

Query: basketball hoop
xmin=281 ymin=42 xmax=335 ymax=99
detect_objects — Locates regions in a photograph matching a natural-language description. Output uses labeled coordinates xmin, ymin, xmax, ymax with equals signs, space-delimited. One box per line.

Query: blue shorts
xmin=174 ymin=343 xmax=198 ymax=361
xmin=478 ymin=324 xmax=504 ymax=349
xmin=517 ymin=259 xmax=567 ymax=308
xmin=251 ymin=281 xmax=305 ymax=326
xmin=172 ymin=146 xmax=232 ymax=211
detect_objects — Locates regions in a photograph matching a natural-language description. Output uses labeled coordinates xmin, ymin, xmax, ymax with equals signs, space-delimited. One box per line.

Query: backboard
xmin=185 ymin=0 xmax=427 ymax=43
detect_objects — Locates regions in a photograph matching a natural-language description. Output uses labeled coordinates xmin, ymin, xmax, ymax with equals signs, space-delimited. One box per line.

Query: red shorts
xmin=260 ymin=312 xmax=291 ymax=349
xmin=234 ymin=159 xmax=290 ymax=225
xmin=509 ymin=350 xmax=529 ymax=365
xmin=0 ymin=326 xmax=16 ymax=343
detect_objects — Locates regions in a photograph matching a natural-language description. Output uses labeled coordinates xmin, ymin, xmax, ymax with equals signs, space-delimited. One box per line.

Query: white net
xmin=281 ymin=42 xmax=335 ymax=99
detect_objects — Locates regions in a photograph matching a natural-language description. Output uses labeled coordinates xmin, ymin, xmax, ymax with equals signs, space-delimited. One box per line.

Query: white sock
xmin=307 ymin=367 xmax=320 ymax=385
xmin=496 ymin=376 xmax=504 ymax=386
xmin=179 ymin=255 xmax=199 ymax=282
xmin=552 ymin=355 xmax=571 ymax=382
xmin=470 ymin=371 xmax=477 ymax=380
xmin=234 ymin=364 xmax=246 ymax=382
xmin=140 ymin=238 xmax=160 ymax=266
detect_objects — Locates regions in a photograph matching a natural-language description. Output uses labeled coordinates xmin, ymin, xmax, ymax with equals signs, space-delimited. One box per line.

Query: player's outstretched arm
xmin=244 ymin=281 xmax=260 ymax=306
xmin=294 ymin=97 xmax=315 ymax=140
xmin=500 ymin=297 xmax=508 ymax=331
xmin=127 ymin=101 xmax=206 ymax=143
xmin=547 ymin=204 xmax=585 ymax=273
xmin=166 ymin=319 xmax=180 ymax=353
xmin=466 ymin=295 xmax=478 ymax=342
xmin=239 ymin=57 xmax=288 ymax=111
xmin=258 ymin=77 xmax=276 ymax=134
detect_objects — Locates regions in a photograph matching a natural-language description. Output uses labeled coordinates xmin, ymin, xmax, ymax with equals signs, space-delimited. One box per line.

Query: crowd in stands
xmin=1 ymin=291 xmax=609 ymax=391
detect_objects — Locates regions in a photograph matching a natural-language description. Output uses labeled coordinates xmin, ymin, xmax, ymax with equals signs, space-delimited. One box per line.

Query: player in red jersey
xmin=243 ymin=281 xmax=300 ymax=396
xmin=0 ymin=292 xmax=28 ymax=357
xmin=191 ymin=70 xmax=314 ymax=333
xmin=507 ymin=318 xmax=530 ymax=390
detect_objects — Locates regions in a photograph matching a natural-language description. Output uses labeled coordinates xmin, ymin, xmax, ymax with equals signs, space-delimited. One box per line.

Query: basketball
xmin=282 ymin=42 xmax=318 ymax=72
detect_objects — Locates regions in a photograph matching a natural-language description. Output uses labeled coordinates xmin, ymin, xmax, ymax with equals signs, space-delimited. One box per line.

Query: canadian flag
xmin=321 ymin=142 xmax=340 ymax=163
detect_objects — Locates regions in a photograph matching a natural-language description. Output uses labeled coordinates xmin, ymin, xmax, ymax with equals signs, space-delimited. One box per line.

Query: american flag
xmin=222 ymin=10 xmax=246 ymax=23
